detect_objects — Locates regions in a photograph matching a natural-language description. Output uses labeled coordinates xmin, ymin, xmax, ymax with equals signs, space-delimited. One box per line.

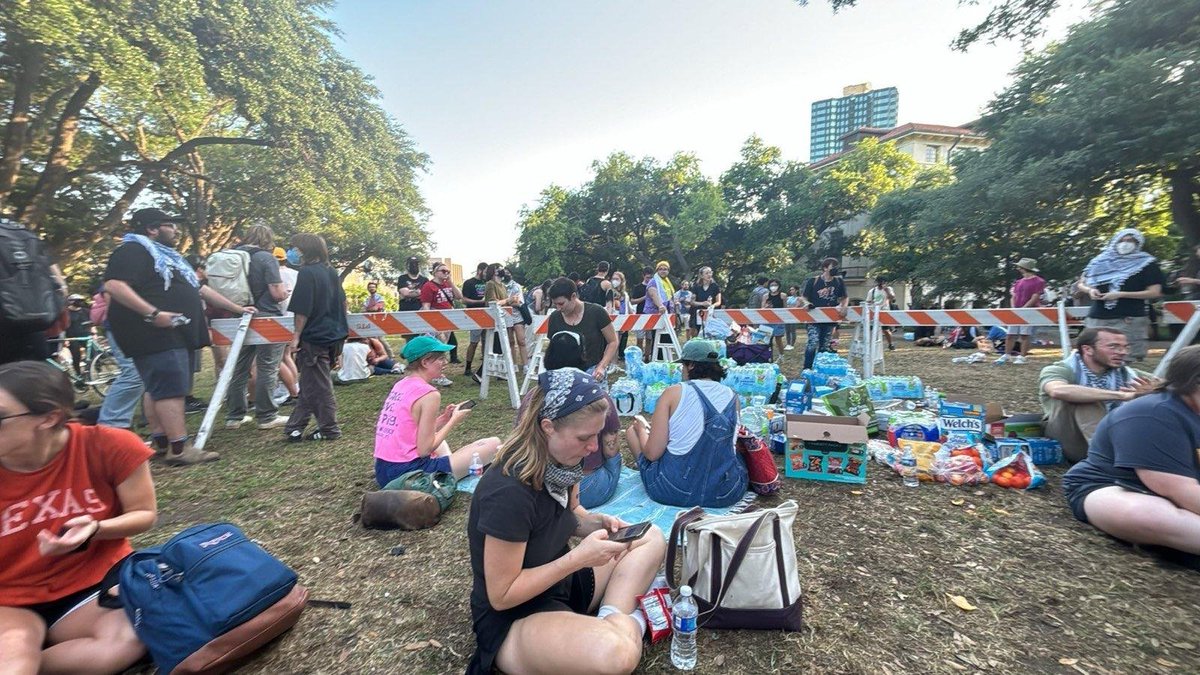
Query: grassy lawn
xmin=135 ymin=332 xmax=1200 ymax=674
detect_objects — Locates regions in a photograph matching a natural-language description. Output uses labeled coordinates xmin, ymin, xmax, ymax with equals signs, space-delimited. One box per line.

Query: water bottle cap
xmin=680 ymin=585 xmax=692 ymax=596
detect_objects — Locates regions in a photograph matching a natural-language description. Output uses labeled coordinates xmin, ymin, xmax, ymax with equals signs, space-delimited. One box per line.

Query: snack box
xmin=1018 ymin=436 xmax=1063 ymax=465
xmin=986 ymin=413 xmax=1044 ymax=439
xmin=985 ymin=438 xmax=1030 ymax=464
xmin=938 ymin=396 xmax=1004 ymax=441
xmin=785 ymin=413 xmax=870 ymax=484
xmin=784 ymin=380 xmax=812 ymax=414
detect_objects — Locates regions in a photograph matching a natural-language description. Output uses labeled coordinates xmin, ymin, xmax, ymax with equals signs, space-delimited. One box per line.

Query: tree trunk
xmin=0 ymin=38 xmax=46 ymax=206
xmin=16 ymin=72 xmax=101 ymax=230
xmin=339 ymin=252 xmax=372 ymax=281
xmin=1167 ymin=166 xmax=1200 ymax=246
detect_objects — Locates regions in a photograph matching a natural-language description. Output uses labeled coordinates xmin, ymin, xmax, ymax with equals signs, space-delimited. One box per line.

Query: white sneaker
xmin=224 ymin=415 xmax=253 ymax=429
xmin=992 ymin=354 xmax=1009 ymax=365
xmin=433 ymin=376 xmax=453 ymax=387
xmin=257 ymin=415 xmax=289 ymax=430
xmin=784 ymin=345 xmax=794 ymax=351
xmin=1012 ymin=355 xmax=1027 ymax=365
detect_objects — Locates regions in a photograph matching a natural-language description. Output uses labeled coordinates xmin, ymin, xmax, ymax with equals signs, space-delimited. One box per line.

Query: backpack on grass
xmin=384 ymin=470 xmax=457 ymax=513
xmin=205 ymin=249 xmax=252 ymax=306
xmin=0 ymin=219 xmax=63 ymax=331
xmin=112 ymin=522 xmax=307 ymax=675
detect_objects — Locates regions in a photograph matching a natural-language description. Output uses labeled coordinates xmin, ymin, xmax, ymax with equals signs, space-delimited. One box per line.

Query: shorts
xmin=19 ymin=583 xmax=101 ymax=629
xmin=1007 ymin=325 xmax=1036 ymax=337
xmin=375 ymin=455 xmax=454 ymax=488
xmin=469 ymin=568 xmax=595 ymax=675
xmin=469 ymin=329 xmax=483 ymax=344
xmin=132 ymin=348 xmax=193 ymax=401
xmin=771 ymin=324 xmax=785 ymax=337
xmin=1061 ymin=474 xmax=1113 ymax=524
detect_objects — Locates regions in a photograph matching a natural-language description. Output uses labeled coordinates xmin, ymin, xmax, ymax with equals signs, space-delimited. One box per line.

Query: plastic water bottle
xmin=671 ymin=585 xmax=698 ymax=670
xmin=900 ymin=447 xmax=919 ymax=488
xmin=469 ymin=452 xmax=483 ymax=477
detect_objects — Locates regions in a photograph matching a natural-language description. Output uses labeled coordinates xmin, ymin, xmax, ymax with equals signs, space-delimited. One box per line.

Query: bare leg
xmin=1083 ymin=486 xmax=1200 ymax=554
xmin=152 ymin=397 xmax=187 ymax=440
xmin=624 ymin=425 xmax=647 ymax=459
xmin=41 ymin=598 xmax=146 ymax=675
xmin=1004 ymin=334 xmax=1017 ymax=356
xmin=0 ymin=607 xmax=44 ymax=675
xmin=446 ymin=437 xmax=501 ymax=478
xmin=279 ymin=352 xmax=299 ymax=397
xmin=141 ymin=392 xmax=163 ymax=436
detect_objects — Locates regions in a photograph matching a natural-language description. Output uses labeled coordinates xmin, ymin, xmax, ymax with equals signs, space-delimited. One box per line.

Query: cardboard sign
xmin=785 ymin=414 xmax=870 ymax=484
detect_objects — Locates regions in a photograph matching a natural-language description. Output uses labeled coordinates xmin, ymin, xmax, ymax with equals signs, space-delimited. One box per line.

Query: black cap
xmin=131 ymin=208 xmax=183 ymax=229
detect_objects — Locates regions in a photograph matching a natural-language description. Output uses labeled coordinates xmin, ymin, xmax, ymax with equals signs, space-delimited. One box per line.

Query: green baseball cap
xmin=402 ymin=335 xmax=453 ymax=361
xmin=677 ymin=338 xmax=721 ymax=363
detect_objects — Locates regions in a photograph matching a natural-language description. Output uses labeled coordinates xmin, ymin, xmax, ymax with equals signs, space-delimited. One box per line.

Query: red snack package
xmin=637 ymin=588 xmax=674 ymax=644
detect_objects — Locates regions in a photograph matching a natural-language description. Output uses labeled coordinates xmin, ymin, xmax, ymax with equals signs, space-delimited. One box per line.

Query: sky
xmin=326 ymin=0 xmax=1091 ymax=269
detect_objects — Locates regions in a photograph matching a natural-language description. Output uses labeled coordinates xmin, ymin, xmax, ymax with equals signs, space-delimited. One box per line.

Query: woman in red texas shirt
xmin=0 ymin=361 xmax=157 ymax=675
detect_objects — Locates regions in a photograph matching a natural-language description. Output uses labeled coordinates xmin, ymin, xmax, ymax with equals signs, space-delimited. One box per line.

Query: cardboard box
xmin=986 ymin=413 xmax=1044 ymax=439
xmin=785 ymin=414 xmax=870 ymax=484
xmin=938 ymin=396 xmax=1004 ymax=440
xmin=1019 ymin=437 xmax=1063 ymax=465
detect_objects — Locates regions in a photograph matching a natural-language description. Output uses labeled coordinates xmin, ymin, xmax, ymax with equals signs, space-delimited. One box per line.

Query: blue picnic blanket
xmin=456 ymin=466 xmax=756 ymax=538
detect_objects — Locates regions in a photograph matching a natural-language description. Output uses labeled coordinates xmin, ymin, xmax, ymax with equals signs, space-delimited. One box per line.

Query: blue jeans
xmin=804 ymin=323 xmax=837 ymax=370
xmin=578 ymin=454 xmax=623 ymax=509
xmin=97 ymin=329 xmax=144 ymax=428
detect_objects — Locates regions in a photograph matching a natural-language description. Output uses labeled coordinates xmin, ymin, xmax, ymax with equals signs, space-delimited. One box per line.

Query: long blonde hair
xmin=498 ymin=387 xmax=610 ymax=491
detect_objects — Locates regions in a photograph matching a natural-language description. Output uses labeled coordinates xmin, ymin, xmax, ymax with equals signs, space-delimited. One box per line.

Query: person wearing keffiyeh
xmin=1039 ymin=327 xmax=1161 ymax=463
xmin=464 ymin=366 xmax=667 ymax=675
xmin=1077 ymin=228 xmax=1166 ymax=362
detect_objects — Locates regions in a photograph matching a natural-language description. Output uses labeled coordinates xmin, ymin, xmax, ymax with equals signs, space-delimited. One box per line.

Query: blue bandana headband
xmin=538 ymin=368 xmax=605 ymax=421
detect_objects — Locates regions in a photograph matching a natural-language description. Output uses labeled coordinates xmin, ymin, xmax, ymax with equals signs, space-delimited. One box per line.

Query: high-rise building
xmin=809 ymin=83 xmax=899 ymax=162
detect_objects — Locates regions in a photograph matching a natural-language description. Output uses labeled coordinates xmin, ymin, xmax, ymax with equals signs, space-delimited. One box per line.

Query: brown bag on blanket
xmin=356 ymin=490 xmax=441 ymax=530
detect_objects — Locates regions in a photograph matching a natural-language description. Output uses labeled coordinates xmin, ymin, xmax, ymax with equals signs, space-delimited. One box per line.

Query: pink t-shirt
xmin=1012 ymin=275 xmax=1046 ymax=308
xmin=375 ymin=376 xmax=437 ymax=463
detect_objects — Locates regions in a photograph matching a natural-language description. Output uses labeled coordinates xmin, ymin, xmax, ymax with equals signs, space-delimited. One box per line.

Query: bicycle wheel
xmin=88 ymin=350 xmax=121 ymax=397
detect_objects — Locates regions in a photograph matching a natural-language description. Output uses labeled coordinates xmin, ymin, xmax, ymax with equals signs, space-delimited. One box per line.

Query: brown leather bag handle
xmin=666 ymin=507 xmax=706 ymax=590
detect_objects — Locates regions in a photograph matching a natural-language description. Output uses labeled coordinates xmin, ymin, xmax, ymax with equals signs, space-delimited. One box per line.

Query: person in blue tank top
xmin=625 ymin=339 xmax=749 ymax=508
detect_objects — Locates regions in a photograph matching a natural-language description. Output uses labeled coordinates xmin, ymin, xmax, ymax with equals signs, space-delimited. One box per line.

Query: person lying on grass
xmin=1062 ymin=344 xmax=1200 ymax=561
xmin=373 ymin=335 xmax=499 ymax=487
xmin=0 ymin=361 xmax=158 ymax=675
xmin=515 ymin=331 xmax=623 ymax=509
xmin=467 ymin=368 xmax=666 ymax=675
xmin=626 ymin=338 xmax=749 ymax=508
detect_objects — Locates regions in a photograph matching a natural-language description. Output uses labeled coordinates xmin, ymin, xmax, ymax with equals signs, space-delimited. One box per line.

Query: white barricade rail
xmin=520 ymin=313 xmax=681 ymax=394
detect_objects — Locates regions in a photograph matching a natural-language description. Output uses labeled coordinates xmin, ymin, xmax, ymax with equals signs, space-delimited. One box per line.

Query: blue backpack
xmin=117 ymin=523 xmax=302 ymax=674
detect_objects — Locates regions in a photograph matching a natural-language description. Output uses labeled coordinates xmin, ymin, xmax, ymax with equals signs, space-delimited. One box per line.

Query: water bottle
xmin=469 ymin=452 xmax=483 ymax=477
xmin=671 ymin=585 xmax=698 ymax=670
xmin=924 ymin=387 xmax=940 ymax=411
xmin=623 ymin=346 xmax=644 ymax=381
xmin=900 ymin=447 xmax=919 ymax=488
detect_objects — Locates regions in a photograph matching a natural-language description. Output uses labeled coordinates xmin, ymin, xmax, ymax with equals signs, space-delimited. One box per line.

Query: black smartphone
xmin=609 ymin=521 xmax=652 ymax=543
xmin=458 ymin=400 xmax=477 ymax=411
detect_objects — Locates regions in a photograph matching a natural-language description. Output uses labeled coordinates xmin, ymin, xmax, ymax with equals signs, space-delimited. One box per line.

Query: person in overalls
xmin=626 ymin=339 xmax=748 ymax=507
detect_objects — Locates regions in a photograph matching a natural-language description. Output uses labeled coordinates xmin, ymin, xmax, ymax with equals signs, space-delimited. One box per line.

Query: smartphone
xmin=170 ymin=314 xmax=191 ymax=327
xmin=458 ymin=400 xmax=477 ymax=411
xmin=609 ymin=521 xmax=652 ymax=543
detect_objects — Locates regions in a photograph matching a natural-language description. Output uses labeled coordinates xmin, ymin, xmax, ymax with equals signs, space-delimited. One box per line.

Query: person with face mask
xmin=800 ymin=257 xmax=849 ymax=370
xmin=396 ymin=257 xmax=428 ymax=312
xmin=764 ymin=279 xmax=786 ymax=357
xmin=1039 ymin=327 xmax=1160 ymax=462
xmin=1077 ymin=228 xmax=1165 ymax=362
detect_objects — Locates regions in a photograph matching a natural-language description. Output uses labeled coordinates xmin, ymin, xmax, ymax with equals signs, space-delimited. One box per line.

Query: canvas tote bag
xmin=666 ymin=500 xmax=802 ymax=631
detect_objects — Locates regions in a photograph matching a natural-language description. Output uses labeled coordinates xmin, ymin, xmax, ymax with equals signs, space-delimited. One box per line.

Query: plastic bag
xmin=896 ymin=439 xmax=942 ymax=482
xmin=985 ymin=450 xmax=1045 ymax=490
xmin=933 ymin=454 xmax=988 ymax=486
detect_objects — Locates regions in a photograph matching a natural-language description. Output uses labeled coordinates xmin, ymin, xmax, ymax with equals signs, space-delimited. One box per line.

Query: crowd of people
xmin=1 ymin=207 xmax=1199 ymax=674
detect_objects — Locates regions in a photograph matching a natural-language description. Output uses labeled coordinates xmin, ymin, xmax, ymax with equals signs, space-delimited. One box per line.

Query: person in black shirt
xmin=801 ymin=257 xmax=848 ymax=370
xmin=630 ymin=267 xmax=653 ymax=360
xmin=545 ymin=278 xmax=617 ymax=379
xmin=688 ymin=266 xmax=721 ymax=339
xmin=1077 ymin=228 xmax=1165 ymax=362
xmin=396 ymin=256 xmax=428 ymax=312
xmin=104 ymin=208 xmax=251 ymax=465
xmin=460 ymin=262 xmax=489 ymax=377
xmin=283 ymin=233 xmax=348 ymax=442
xmin=63 ymin=295 xmax=90 ymax=375
xmin=466 ymin=368 xmax=666 ymax=674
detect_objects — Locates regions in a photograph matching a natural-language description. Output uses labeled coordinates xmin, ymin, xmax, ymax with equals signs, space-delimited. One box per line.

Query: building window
xmin=924 ymin=145 xmax=941 ymax=163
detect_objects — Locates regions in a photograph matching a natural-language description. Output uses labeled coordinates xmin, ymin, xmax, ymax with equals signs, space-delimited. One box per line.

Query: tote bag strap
xmin=666 ymin=507 xmax=706 ymax=590
xmin=698 ymin=509 xmax=785 ymax=624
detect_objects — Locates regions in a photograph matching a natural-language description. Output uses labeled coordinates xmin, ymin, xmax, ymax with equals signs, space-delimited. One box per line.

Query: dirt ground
xmin=136 ymin=334 xmax=1200 ymax=674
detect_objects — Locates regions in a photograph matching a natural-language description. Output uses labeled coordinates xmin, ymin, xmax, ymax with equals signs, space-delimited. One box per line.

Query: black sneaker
xmin=306 ymin=430 xmax=342 ymax=441
xmin=279 ymin=396 xmax=297 ymax=407
xmin=184 ymin=397 xmax=207 ymax=415
xmin=286 ymin=429 xmax=305 ymax=443
xmin=471 ymin=371 xmax=482 ymax=384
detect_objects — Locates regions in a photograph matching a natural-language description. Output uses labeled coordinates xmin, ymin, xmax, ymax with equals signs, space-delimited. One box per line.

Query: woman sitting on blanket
xmin=373 ymin=335 xmax=500 ymax=487
xmin=467 ymin=367 xmax=666 ymax=674
xmin=516 ymin=332 xmax=622 ymax=508
xmin=626 ymin=338 xmax=749 ymax=508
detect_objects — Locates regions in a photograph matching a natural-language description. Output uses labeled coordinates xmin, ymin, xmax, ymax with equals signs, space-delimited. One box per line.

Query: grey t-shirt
xmin=239 ymin=245 xmax=284 ymax=316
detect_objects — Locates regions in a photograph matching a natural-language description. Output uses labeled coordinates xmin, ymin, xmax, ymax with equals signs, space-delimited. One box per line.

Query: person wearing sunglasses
xmin=419 ymin=263 xmax=464 ymax=386
xmin=0 ymin=361 xmax=157 ymax=674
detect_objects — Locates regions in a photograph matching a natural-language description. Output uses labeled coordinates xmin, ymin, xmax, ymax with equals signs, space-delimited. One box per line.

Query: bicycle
xmin=46 ymin=333 xmax=120 ymax=397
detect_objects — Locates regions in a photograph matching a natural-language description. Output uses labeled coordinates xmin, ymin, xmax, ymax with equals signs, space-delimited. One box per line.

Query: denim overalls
xmin=637 ymin=382 xmax=748 ymax=508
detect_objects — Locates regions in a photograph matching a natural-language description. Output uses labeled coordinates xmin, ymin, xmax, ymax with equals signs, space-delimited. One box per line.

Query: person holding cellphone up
xmin=373 ymin=336 xmax=500 ymax=487
xmin=467 ymin=368 xmax=666 ymax=675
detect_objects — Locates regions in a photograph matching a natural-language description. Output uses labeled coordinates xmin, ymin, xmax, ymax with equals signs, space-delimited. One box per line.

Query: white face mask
xmin=612 ymin=279 xmax=621 ymax=288
xmin=769 ymin=285 xmax=779 ymax=292
xmin=1115 ymin=241 xmax=1137 ymax=255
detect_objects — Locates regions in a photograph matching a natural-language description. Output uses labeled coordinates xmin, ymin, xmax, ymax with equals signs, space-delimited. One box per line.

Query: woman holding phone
xmin=0 ymin=361 xmax=157 ymax=674
xmin=373 ymin=336 xmax=500 ymax=487
xmin=467 ymin=368 xmax=666 ymax=674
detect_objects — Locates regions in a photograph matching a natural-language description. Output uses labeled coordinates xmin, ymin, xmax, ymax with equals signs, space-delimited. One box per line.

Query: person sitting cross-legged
xmin=1039 ymin=327 xmax=1159 ymax=463
xmin=626 ymin=339 xmax=749 ymax=508
xmin=1062 ymin=345 xmax=1200 ymax=562
xmin=467 ymin=368 xmax=666 ymax=675
xmin=373 ymin=336 xmax=500 ymax=487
